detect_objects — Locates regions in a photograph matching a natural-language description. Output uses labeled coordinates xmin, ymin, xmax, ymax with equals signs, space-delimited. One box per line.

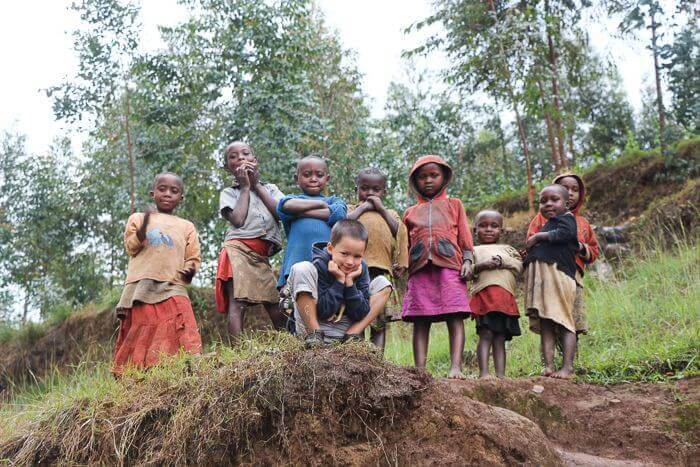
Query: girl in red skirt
xmin=470 ymin=210 xmax=523 ymax=378
xmin=112 ymin=172 xmax=202 ymax=375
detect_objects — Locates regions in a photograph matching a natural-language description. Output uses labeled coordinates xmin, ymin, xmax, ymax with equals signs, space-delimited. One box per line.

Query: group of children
xmin=112 ymin=141 xmax=598 ymax=380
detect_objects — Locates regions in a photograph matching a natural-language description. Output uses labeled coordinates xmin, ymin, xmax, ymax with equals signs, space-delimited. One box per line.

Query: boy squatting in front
xmin=287 ymin=220 xmax=394 ymax=347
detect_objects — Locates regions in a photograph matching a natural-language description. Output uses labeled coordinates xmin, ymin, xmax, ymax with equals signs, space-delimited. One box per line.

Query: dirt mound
xmin=0 ymin=287 xmax=272 ymax=396
xmin=452 ymin=376 xmax=699 ymax=465
xmin=0 ymin=340 xmax=562 ymax=465
xmin=492 ymin=139 xmax=699 ymax=225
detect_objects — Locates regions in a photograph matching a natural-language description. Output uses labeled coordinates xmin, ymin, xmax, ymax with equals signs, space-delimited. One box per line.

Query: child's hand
xmin=366 ymin=196 xmax=384 ymax=211
xmin=234 ymin=163 xmax=253 ymax=188
xmin=482 ymin=256 xmax=502 ymax=270
xmin=248 ymin=165 xmax=261 ymax=186
xmin=178 ymin=266 xmax=196 ymax=283
xmin=460 ymin=261 xmax=474 ymax=280
xmin=526 ymin=233 xmax=545 ymax=250
xmin=345 ymin=264 xmax=363 ymax=286
xmin=137 ymin=205 xmax=157 ymax=241
xmin=359 ymin=200 xmax=374 ymax=212
xmin=328 ymin=260 xmax=346 ymax=284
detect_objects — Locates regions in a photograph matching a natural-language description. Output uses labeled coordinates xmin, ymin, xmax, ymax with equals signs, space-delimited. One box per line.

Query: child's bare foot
xmin=551 ymin=369 xmax=574 ymax=380
xmin=448 ymin=367 xmax=467 ymax=379
xmin=541 ymin=367 xmax=555 ymax=377
xmin=479 ymin=374 xmax=495 ymax=380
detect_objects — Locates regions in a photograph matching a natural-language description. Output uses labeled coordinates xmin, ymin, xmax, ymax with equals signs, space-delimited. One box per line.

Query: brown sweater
xmin=348 ymin=205 xmax=409 ymax=274
xmin=470 ymin=244 xmax=522 ymax=296
xmin=124 ymin=212 xmax=201 ymax=285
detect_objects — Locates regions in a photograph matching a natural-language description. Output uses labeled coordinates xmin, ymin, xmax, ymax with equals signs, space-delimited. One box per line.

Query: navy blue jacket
xmin=310 ymin=243 xmax=371 ymax=322
xmin=523 ymin=213 xmax=578 ymax=279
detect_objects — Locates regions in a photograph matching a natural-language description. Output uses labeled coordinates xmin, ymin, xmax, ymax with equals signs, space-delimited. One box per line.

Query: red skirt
xmin=112 ymin=295 xmax=202 ymax=375
xmin=469 ymin=285 xmax=519 ymax=317
xmin=214 ymin=238 xmax=273 ymax=313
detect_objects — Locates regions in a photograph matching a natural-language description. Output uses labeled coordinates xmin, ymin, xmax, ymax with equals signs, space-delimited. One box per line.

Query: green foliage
xmin=663 ymin=22 xmax=699 ymax=133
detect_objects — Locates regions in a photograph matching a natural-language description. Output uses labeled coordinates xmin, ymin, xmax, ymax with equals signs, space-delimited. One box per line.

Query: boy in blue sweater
xmin=289 ymin=220 xmax=389 ymax=347
xmin=276 ymin=156 xmax=347 ymax=289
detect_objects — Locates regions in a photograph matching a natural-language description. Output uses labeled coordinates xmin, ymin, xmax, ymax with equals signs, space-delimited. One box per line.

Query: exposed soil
xmin=0 ymin=345 xmax=563 ymax=466
xmin=452 ymin=376 xmax=699 ymax=465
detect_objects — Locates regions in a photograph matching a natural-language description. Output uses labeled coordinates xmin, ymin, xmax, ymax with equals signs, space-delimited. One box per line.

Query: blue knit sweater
xmin=276 ymin=193 xmax=347 ymax=287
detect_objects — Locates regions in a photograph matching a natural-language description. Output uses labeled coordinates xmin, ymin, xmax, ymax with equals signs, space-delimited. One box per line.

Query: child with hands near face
xmin=214 ymin=141 xmax=287 ymax=338
xmin=113 ymin=173 xmax=202 ymax=375
xmin=401 ymin=155 xmax=475 ymax=379
xmin=276 ymin=156 xmax=347 ymax=291
xmin=347 ymin=168 xmax=409 ymax=352
xmin=288 ymin=220 xmax=387 ymax=347
xmin=469 ymin=210 xmax=523 ymax=379
xmin=524 ymin=185 xmax=579 ymax=379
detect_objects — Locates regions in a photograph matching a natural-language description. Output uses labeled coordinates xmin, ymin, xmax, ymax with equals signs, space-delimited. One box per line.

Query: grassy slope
xmin=385 ymin=242 xmax=699 ymax=384
xmin=0 ymin=243 xmax=696 ymax=445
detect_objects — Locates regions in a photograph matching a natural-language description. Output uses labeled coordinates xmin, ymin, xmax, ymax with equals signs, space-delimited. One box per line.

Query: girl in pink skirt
xmin=402 ymin=155 xmax=474 ymax=378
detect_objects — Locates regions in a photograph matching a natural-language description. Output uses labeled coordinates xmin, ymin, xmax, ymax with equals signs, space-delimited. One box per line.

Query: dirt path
xmin=442 ymin=376 xmax=698 ymax=465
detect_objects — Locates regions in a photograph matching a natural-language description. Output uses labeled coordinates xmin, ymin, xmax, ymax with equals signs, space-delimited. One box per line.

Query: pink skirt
xmin=402 ymin=263 xmax=471 ymax=322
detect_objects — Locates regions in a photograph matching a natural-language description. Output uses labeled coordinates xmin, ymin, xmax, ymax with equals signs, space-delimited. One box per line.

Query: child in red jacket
xmin=402 ymin=155 xmax=474 ymax=379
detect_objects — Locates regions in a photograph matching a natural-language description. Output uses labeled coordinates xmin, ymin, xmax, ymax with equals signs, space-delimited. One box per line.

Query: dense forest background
xmin=0 ymin=0 xmax=697 ymax=322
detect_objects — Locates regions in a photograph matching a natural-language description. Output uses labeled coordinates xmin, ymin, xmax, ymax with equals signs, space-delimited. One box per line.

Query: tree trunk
xmin=494 ymin=112 xmax=511 ymax=184
xmin=123 ymin=89 xmax=136 ymax=214
xmin=487 ymin=0 xmax=535 ymax=214
xmin=650 ymin=10 xmax=667 ymax=153
xmin=537 ymin=79 xmax=561 ymax=171
xmin=568 ymin=127 xmax=576 ymax=166
xmin=544 ymin=0 xmax=568 ymax=171
xmin=21 ymin=294 xmax=29 ymax=324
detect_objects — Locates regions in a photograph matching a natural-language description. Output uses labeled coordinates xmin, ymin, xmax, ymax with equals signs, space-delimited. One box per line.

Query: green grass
xmin=385 ymin=242 xmax=700 ymax=384
xmin=0 ymin=243 xmax=697 ymax=443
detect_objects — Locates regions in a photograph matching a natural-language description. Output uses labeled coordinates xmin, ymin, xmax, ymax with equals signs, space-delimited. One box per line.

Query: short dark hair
xmin=355 ymin=167 xmax=387 ymax=184
xmin=540 ymin=184 xmax=569 ymax=201
xmin=152 ymin=172 xmax=184 ymax=191
xmin=222 ymin=141 xmax=254 ymax=166
xmin=330 ymin=219 xmax=368 ymax=246
xmin=474 ymin=209 xmax=503 ymax=226
xmin=296 ymin=155 xmax=328 ymax=173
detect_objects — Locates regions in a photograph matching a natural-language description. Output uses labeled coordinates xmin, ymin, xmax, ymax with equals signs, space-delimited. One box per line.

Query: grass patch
xmin=0 ymin=333 xmax=430 ymax=464
xmin=385 ymin=242 xmax=700 ymax=384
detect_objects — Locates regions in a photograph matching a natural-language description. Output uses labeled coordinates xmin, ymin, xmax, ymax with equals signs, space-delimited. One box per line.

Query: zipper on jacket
xmin=428 ymin=199 xmax=433 ymax=260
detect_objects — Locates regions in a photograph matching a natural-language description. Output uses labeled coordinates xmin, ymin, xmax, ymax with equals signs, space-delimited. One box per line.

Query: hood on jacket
xmin=311 ymin=242 xmax=331 ymax=266
xmin=408 ymin=155 xmax=453 ymax=201
xmin=553 ymin=172 xmax=585 ymax=214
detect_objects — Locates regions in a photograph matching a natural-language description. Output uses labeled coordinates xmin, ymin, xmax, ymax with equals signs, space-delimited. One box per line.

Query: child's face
xmin=225 ymin=142 xmax=256 ymax=173
xmin=539 ymin=186 xmax=568 ymax=219
xmin=557 ymin=176 xmax=580 ymax=209
xmin=415 ymin=163 xmax=445 ymax=198
xmin=328 ymin=237 xmax=366 ymax=275
xmin=150 ymin=174 xmax=184 ymax=214
xmin=475 ymin=213 xmax=503 ymax=244
xmin=296 ymin=159 xmax=330 ymax=196
xmin=356 ymin=173 xmax=387 ymax=202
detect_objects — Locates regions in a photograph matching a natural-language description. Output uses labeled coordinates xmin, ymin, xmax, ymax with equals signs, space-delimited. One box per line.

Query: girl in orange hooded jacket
xmin=402 ymin=155 xmax=474 ymax=379
xmin=526 ymin=173 xmax=599 ymax=335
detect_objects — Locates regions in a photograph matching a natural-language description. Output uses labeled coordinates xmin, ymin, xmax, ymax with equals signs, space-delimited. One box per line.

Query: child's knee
xmin=289 ymin=261 xmax=318 ymax=300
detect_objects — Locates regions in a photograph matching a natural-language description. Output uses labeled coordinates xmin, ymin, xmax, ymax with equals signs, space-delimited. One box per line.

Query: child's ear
xmin=326 ymin=242 xmax=333 ymax=253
